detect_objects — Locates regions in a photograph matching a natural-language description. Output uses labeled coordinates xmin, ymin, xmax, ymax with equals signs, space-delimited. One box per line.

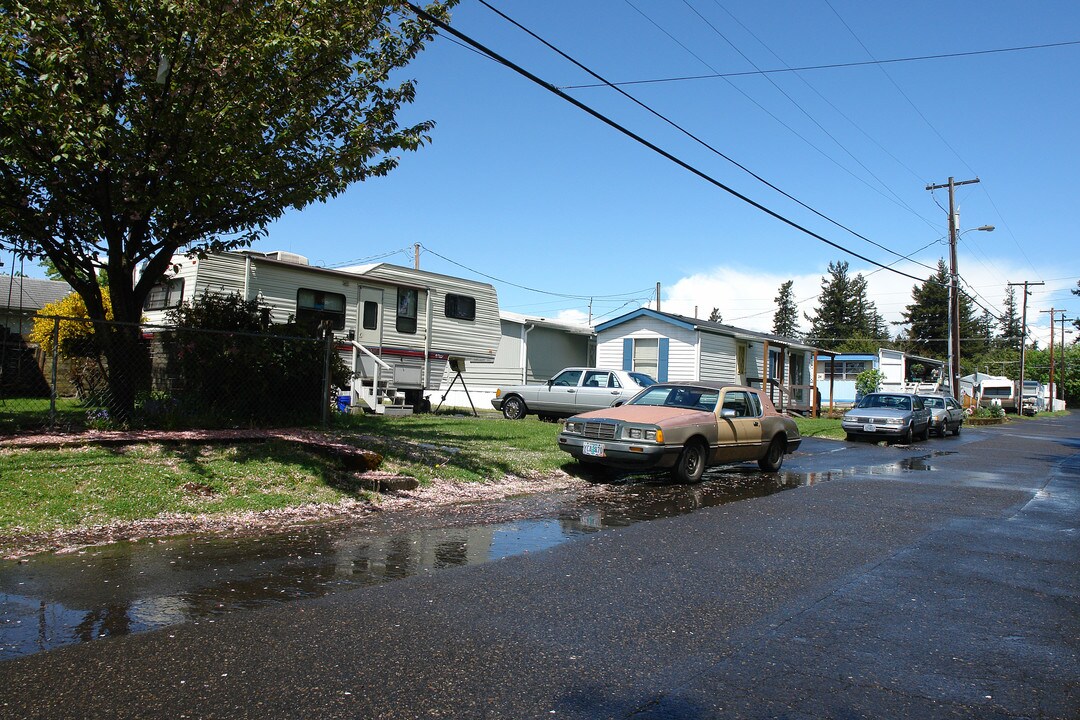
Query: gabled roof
xmin=595 ymin=308 xmax=821 ymax=351
xmin=0 ymin=275 xmax=72 ymax=311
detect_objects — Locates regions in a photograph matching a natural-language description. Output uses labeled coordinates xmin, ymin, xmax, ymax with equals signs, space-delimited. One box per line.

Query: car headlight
xmin=885 ymin=418 xmax=904 ymax=426
xmin=623 ymin=426 xmax=663 ymax=442
xmin=564 ymin=420 xmax=584 ymax=434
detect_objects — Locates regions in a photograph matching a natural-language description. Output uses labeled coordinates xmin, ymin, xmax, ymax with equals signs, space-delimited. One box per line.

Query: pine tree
xmin=999 ymin=285 xmax=1022 ymax=350
xmin=708 ymin=307 xmax=722 ymax=323
xmin=772 ymin=280 xmax=799 ymax=338
xmin=900 ymin=261 xmax=950 ymax=358
xmin=805 ymin=261 xmax=854 ymax=349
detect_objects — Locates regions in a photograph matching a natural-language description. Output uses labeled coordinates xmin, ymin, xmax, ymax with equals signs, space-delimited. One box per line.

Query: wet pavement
xmin=1 ymin=441 xmax=968 ymax=660
xmin=0 ymin=418 xmax=1076 ymax=719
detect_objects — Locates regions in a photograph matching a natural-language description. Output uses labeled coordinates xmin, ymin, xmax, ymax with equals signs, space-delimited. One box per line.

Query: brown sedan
xmin=557 ymin=381 xmax=801 ymax=483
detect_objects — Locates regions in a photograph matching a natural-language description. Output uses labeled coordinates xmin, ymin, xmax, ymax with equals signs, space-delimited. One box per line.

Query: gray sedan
xmin=842 ymin=392 xmax=931 ymax=443
xmin=918 ymin=394 xmax=964 ymax=436
xmin=492 ymin=367 xmax=656 ymax=420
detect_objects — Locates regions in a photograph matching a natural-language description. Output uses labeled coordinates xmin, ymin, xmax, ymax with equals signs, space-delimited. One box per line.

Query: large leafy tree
xmin=771 ymin=280 xmax=799 ymax=339
xmin=0 ymin=0 xmax=451 ymax=419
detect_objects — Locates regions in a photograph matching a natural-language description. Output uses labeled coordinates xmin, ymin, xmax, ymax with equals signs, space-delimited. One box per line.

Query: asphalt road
xmin=1 ymin=415 xmax=1077 ymax=719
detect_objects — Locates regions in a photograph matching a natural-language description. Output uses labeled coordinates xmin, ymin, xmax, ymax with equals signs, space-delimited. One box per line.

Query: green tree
xmin=999 ymin=285 xmax=1022 ymax=350
xmin=805 ymin=261 xmax=887 ymax=350
xmin=772 ymin=280 xmax=799 ymax=338
xmin=0 ymin=0 xmax=451 ymax=420
xmin=708 ymin=307 xmax=722 ymax=323
xmin=899 ymin=260 xmax=978 ymax=360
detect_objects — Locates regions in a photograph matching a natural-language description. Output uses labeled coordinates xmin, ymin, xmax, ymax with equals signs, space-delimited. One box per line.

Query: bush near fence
xmin=0 ymin=310 xmax=349 ymax=433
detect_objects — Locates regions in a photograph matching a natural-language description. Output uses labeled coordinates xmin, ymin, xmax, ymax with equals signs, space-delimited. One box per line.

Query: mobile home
xmin=141 ymin=250 xmax=501 ymax=412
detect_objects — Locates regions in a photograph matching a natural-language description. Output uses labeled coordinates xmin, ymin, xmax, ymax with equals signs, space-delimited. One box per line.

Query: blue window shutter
xmin=658 ymin=338 xmax=669 ymax=381
xmin=623 ymin=338 xmax=633 ymax=371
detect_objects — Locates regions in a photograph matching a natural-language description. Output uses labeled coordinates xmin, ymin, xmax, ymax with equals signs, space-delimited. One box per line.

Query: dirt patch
xmin=0 ymin=470 xmax=588 ymax=560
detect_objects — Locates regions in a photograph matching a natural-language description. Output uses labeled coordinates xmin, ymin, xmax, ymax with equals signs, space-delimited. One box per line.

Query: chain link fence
xmin=1 ymin=310 xmax=344 ymax=434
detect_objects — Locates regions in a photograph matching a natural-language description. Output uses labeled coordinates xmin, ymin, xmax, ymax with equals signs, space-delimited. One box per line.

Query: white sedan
xmin=492 ymin=367 xmax=656 ymax=421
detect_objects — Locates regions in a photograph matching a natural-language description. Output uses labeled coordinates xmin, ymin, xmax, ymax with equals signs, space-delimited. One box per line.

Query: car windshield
xmin=857 ymin=394 xmax=912 ymax=411
xmin=922 ymin=397 xmax=944 ymax=408
xmin=627 ymin=385 xmax=719 ymax=411
xmin=628 ymin=372 xmax=657 ymax=387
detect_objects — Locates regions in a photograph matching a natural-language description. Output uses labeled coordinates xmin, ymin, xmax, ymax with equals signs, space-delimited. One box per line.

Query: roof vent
xmin=265 ymin=251 xmax=309 ymax=265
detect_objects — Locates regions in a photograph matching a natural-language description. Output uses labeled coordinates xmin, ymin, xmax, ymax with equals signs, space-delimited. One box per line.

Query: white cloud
xmin=653 ymin=257 xmax=1074 ymax=346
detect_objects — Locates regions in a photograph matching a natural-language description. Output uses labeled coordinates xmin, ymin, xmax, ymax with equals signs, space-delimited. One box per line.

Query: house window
xmin=396 ymin=288 xmax=418 ymax=334
xmin=444 ymin=294 xmax=476 ymax=321
xmin=632 ymin=338 xmax=659 ymax=379
xmin=144 ymin=278 xmax=185 ymax=310
xmin=362 ymin=301 xmax=379 ymax=330
xmin=296 ymin=288 xmax=346 ymax=330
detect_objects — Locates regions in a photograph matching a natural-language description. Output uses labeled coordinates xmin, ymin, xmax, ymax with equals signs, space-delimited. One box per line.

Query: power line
xmin=405 ymin=3 xmax=934 ymax=285
xmin=418 ymin=244 xmax=654 ymax=301
xmin=476 ymin=0 xmax=937 ymax=273
xmin=559 ymin=40 xmax=1080 ymax=89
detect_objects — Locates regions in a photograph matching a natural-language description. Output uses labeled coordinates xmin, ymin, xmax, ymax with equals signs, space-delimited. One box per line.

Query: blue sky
xmin=37 ymin=1 xmax=1080 ymax=344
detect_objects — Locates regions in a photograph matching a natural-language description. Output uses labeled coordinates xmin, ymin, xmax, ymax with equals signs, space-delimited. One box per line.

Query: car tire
xmin=501 ymin=396 xmax=527 ymax=420
xmin=845 ymin=432 xmax=857 ymax=442
xmin=899 ymin=425 xmax=913 ymax=444
xmin=757 ymin=436 xmax=786 ymax=472
xmin=671 ymin=440 xmax=707 ymax=484
xmin=953 ymin=422 xmax=962 ymax=436
xmin=918 ymin=423 xmax=930 ymax=441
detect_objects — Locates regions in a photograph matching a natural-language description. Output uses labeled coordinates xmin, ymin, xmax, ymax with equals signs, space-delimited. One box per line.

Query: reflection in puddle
xmin=0 ymin=452 xmax=948 ymax=660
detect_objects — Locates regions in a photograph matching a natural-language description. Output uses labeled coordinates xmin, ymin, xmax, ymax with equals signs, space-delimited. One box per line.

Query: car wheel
xmin=757 ymin=436 xmax=786 ymax=472
xmin=845 ymin=432 xmax=857 ymax=442
xmin=501 ymin=396 xmax=527 ymax=420
xmin=899 ymin=425 xmax=913 ymax=444
xmin=671 ymin=440 xmax=707 ymax=484
xmin=918 ymin=423 xmax=930 ymax=441
xmin=953 ymin=422 xmax=962 ymax=436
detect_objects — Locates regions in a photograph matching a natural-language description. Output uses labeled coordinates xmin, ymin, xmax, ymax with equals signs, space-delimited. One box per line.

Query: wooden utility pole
xmin=1009 ymin=281 xmax=1044 ymax=398
xmin=926 ymin=176 xmax=979 ymax=399
xmin=1040 ymin=309 xmax=1062 ymax=407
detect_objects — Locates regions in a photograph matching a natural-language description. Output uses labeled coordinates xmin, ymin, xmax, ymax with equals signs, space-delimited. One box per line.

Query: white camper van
xmin=978 ymin=375 xmax=1017 ymax=412
xmin=141 ymin=250 xmax=501 ymax=413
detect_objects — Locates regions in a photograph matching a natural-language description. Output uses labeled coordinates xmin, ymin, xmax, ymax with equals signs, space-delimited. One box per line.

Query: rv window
xmin=144 ymin=278 xmax=185 ymax=310
xmin=362 ymin=301 xmax=378 ymax=330
xmin=444 ymin=294 xmax=476 ymax=321
xmin=396 ymin=288 xmax=418 ymax=334
xmin=296 ymin=288 xmax=346 ymax=330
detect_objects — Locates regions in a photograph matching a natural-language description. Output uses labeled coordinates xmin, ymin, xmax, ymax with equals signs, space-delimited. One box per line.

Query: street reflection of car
xmin=556 ymin=381 xmax=802 ymax=483
xmin=842 ymin=392 xmax=931 ymax=443
xmin=918 ymin=393 xmax=964 ymax=436
xmin=492 ymin=367 xmax=656 ymax=421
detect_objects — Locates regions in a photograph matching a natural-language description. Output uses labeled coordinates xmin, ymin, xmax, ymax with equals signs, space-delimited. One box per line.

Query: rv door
xmin=357 ymin=287 xmax=384 ymax=348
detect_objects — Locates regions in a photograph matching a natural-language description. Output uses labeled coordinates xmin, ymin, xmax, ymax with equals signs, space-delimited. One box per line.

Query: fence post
xmin=321 ymin=325 xmax=333 ymax=427
xmin=49 ymin=317 xmax=59 ymax=426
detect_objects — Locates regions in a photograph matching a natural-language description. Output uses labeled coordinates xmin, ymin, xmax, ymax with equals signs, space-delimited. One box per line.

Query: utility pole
xmin=414 ymin=243 xmax=421 ymax=270
xmin=1008 ymin=281 xmax=1044 ymax=400
xmin=926 ymin=176 xmax=979 ymax=399
xmin=1040 ymin=309 xmax=1063 ymax=408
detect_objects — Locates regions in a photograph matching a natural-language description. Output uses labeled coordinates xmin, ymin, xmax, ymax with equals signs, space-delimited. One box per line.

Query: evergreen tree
xmin=771 ymin=280 xmax=799 ymax=338
xmin=1000 ymin=285 xmax=1022 ymax=350
xmin=900 ymin=260 xmax=979 ymax=359
xmin=708 ymin=307 xmax=722 ymax=323
xmin=804 ymin=261 xmax=887 ymax=349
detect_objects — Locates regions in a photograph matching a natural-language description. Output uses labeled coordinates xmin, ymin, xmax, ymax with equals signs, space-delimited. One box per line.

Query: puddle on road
xmin=0 ymin=452 xmax=949 ymax=660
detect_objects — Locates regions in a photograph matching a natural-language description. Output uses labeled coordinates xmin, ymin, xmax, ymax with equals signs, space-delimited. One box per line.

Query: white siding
xmin=358 ymin=264 xmax=500 ymax=362
xmin=699 ymin=331 xmax=737 ymax=381
xmin=596 ymin=316 xmax=697 ymax=381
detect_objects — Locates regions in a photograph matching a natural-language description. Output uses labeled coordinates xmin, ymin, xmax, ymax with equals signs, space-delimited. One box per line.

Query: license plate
xmin=863 ymin=423 xmax=877 ymax=432
xmin=583 ymin=441 xmax=605 ymax=457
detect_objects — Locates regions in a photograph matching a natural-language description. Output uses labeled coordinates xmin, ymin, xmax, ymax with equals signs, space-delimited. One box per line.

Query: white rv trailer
xmin=141 ymin=250 xmax=501 ymax=413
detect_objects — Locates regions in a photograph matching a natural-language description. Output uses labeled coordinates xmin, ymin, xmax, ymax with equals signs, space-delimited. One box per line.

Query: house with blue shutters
xmin=594 ymin=308 xmax=828 ymax=415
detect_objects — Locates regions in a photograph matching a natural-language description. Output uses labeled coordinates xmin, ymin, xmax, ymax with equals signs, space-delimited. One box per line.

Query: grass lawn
xmin=793 ymin=416 xmax=845 ymax=440
xmin=0 ymin=396 xmax=98 ymax=433
xmin=0 ymin=414 xmax=569 ymax=537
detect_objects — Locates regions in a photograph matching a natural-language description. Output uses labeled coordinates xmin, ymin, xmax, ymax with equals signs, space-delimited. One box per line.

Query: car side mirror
xmin=547 ymin=379 xmax=554 ymax=387
xmin=720 ymin=408 xmax=736 ymax=418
